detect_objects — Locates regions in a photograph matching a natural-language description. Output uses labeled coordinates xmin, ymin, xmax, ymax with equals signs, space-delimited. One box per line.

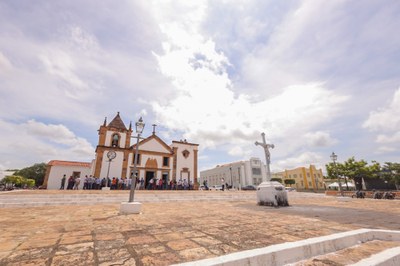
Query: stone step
xmin=0 ymin=191 xmax=256 ymax=207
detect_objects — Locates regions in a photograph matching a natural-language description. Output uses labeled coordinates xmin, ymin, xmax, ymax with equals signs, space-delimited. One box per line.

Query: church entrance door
xmin=162 ymin=172 xmax=168 ymax=189
xmin=145 ymin=171 xmax=155 ymax=189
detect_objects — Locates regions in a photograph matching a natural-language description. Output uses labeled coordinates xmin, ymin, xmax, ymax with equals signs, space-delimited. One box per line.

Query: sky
xmin=1 ymin=0 xmax=400 ymax=175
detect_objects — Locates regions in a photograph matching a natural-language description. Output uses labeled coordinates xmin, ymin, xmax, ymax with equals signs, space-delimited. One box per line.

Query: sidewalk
xmin=0 ymin=190 xmax=399 ymax=265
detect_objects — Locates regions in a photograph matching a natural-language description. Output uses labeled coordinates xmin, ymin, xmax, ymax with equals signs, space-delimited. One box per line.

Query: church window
xmin=111 ymin=134 xmax=120 ymax=147
xmin=163 ymin=157 xmax=169 ymax=167
xmin=182 ymin=150 xmax=190 ymax=158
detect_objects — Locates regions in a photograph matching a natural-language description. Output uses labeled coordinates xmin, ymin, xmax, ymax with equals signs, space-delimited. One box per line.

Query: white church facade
xmin=43 ymin=112 xmax=199 ymax=189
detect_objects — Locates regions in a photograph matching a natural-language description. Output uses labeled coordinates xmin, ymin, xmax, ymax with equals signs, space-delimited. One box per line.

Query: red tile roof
xmin=48 ymin=160 xmax=91 ymax=167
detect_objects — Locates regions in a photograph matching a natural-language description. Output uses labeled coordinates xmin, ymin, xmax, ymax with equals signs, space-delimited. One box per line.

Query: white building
xmin=200 ymin=157 xmax=268 ymax=189
xmin=43 ymin=112 xmax=199 ymax=189
xmin=44 ymin=161 xmax=93 ymax=189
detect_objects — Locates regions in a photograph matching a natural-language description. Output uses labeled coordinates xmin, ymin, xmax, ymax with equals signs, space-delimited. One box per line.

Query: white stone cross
xmin=255 ymin=132 xmax=274 ymax=181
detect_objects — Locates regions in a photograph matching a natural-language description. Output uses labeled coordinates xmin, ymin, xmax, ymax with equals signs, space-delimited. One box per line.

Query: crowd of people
xmin=60 ymin=174 xmax=196 ymax=190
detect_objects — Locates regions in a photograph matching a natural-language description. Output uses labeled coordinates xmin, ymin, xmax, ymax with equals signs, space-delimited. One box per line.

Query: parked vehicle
xmin=352 ymin=190 xmax=365 ymax=198
xmin=285 ymin=187 xmax=296 ymax=192
xmin=242 ymin=185 xmax=256 ymax=190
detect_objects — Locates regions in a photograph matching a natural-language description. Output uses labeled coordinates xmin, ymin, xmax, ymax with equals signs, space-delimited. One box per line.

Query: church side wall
xmin=47 ymin=165 xmax=91 ymax=190
xmin=173 ymin=143 xmax=197 ymax=183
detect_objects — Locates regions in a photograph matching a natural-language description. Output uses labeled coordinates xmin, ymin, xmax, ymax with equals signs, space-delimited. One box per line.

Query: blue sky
xmin=1 ymin=0 xmax=399 ymax=174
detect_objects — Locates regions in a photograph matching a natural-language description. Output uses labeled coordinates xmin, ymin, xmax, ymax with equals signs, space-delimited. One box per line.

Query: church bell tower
xmin=93 ymin=112 xmax=132 ymax=179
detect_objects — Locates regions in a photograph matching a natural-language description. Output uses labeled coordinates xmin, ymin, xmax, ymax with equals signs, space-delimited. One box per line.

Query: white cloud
xmin=376 ymin=132 xmax=400 ymax=144
xmin=1 ymin=0 xmax=399 ymax=172
xmin=149 ymin=0 xmax=349 ymax=171
xmin=363 ymin=87 xmax=400 ymax=132
xmin=0 ymin=51 xmax=12 ymax=72
xmin=274 ymin=151 xmax=324 ymax=173
xmin=0 ymin=119 xmax=94 ymax=169
xmin=304 ymin=131 xmax=337 ymax=147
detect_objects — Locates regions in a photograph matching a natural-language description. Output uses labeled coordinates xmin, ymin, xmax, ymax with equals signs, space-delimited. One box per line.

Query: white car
xmin=209 ymin=185 xmax=223 ymax=191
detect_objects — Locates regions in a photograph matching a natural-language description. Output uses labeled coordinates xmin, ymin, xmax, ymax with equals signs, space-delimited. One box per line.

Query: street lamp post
xmin=238 ymin=167 xmax=241 ymax=190
xmin=229 ymin=166 xmax=233 ymax=189
xmin=120 ymin=117 xmax=145 ymax=214
xmin=129 ymin=117 xmax=145 ymax=203
xmin=330 ymin=152 xmax=344 ymax=197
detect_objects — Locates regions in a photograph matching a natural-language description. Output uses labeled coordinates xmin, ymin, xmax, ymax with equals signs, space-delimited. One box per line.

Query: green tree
xmin=381 ymin=162 xmax=400 ymax=189
xmin=344 ymin=158 xmax=380 ymax=190
xmin=1 ymin=175 xmax=24 ymax=187
xmin=326 ymin=157 xmax=380 ymax=190
xmin=284 ymin=179 xmax=295 ymax=186
xmin=1 ymin=175 xmax=36 ymax=188
xmin=13 ymin=163 xmax=47 ymax=186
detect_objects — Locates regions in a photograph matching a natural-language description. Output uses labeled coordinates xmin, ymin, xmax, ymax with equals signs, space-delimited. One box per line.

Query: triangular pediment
xmin=133 ymin=134 xmax=173 ymax=154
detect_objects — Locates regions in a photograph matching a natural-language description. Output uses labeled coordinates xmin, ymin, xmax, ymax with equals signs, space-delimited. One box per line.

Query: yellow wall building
xmin=275 ymin=165 xmax=324 ymax=191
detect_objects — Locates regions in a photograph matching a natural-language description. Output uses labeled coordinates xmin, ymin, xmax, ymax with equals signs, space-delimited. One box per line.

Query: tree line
xmin=325 ymin=157 xmax=400 ymax=190
xmin=1 ymin=163 xmax=46 ymax=188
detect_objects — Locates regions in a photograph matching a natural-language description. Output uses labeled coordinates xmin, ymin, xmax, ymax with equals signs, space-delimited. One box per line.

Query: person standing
xmin=60 ymin=174 xmax=66 ymax=190
xmin=67 ymin=176 xmax=74 ymax=190
xmin=73 ymin=176 xmax=81 ymax=190
xmin=83 ymin=175 xmax=89 ymax=190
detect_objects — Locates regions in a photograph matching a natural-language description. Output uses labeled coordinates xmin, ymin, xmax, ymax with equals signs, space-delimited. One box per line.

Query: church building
xmin=43 ymin=112 xmax=199 ymax=189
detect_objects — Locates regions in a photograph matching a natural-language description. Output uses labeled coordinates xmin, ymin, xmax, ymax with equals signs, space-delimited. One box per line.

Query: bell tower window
xmin=111 ymin=134 xmax=120 ymax=147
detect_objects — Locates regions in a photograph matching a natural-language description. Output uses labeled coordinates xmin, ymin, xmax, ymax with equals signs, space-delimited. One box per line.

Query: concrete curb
xmin=173 ymin=229 xmax=400 ymax=266
xmin=349 ymin=246 xmax=400 ymax=266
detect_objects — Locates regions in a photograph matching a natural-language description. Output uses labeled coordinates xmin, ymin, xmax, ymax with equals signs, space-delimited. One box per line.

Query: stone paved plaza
xmin=0 ymin=190 xmax=399 ymax=265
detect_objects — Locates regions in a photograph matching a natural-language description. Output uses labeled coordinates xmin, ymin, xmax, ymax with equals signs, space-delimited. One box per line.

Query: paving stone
xmin=55 ymin=242 xmax=94 ymax=256
xmin=126 ymin=235 xmax=159 ymax=245
xmin=0 ymin=190 xmax=399 ymax=265
xmin=95 ymin=232 xmax=124 ymax=241
xmin=208 ymin=243 xmax=238 ymax=255
xmin=0 ymin=239 xmax=20 ymax=252
xmin=95 ymin=239 xmax=125 ymax=250
xmin=6 ymin=247 xmax=53 ymax=261
xmin=166 ymin=239 xmax=201 ymax=251
xmin=153 ymin=232 xmax=184 ymax=242
xmin=51 ymin=251 xmax=95 ymax=266
xmin=17 ymin=237 xmax=59 ymax=250
xmin=96 ymin=247 xmax=131 ymax=264
xmin=141 ymin=252 xmax=180 ymax=266
xmin=192 ymin=236 xmax=222 ymax=246
xmin=60 ymin=234 xmax=93 ymax=245
xmin=6 ymin=257 xmax=49 ymax=266
xmin=178 ymin=247 xmax=213 ymax=261
xmin=99 ymin=258 xmax=136 ymax=266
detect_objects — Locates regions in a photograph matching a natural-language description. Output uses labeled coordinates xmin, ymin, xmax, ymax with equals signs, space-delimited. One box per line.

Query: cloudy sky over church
xmin=1 ymin=0 xmax=399 ymax=173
